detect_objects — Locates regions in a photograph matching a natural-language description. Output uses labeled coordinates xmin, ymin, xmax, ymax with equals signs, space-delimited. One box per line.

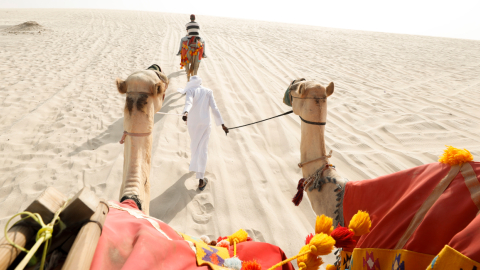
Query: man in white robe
xmin=179 ymin=75 xmax=228 ymax=190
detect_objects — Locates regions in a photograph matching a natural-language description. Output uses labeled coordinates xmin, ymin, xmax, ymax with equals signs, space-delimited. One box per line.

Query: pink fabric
xmin=91 ymin=200 xmax=294 ymax=269
xmin=228 ymin=242 xmax=294 ymax=270
xmin=91 ymin=200 xmax=208 ymax=270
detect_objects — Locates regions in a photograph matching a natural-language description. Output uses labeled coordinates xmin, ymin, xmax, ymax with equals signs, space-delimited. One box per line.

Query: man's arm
xmin=182 ymin=90 xmax=194 ymax=121
xmin=209 ymin=91 xmax=229 ymax=135
xmin=208 ymin=91 xmax=223 ymax=126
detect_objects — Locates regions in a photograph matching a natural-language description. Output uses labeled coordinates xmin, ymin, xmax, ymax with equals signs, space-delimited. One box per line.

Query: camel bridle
xmin=119 ymin=130 xmax=151 ymax=144
xmin=289 ymin=79 xmax=328 ymax=126
xmin=119 ymin=92 xmax=153 ymax=145
xmin=289 ymin=79 xmax=331 ymax=168
xmin=119 ymin=70 xmax=167 ymax=145
xmin=292 ymin=95 xmax=327 ymax=126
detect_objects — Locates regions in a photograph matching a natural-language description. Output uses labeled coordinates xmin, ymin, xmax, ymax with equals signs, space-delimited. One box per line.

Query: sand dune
xmin=0 ymin=9 xmax=479 ymax=267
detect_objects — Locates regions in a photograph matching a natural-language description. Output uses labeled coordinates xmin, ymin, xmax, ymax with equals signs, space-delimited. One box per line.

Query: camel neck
xmin=121 ymin=135 xmax=152 ymax=214
xmin=300 ymin=123 xmax=328 ymax=178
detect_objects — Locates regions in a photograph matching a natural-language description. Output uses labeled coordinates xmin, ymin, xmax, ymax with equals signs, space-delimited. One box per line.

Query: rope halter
xmin=119 ymin=131 xmax=152 ymax=144
xmin=298 ymin=150 xmax=333 ymax=168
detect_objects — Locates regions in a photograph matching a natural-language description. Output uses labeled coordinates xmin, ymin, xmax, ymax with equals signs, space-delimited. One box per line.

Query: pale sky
xmin=1 ymin=0 xmax=480 ymax=40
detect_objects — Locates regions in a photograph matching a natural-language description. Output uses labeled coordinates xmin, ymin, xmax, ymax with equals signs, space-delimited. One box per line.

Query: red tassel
xmin=305 ymin=233 xmax=314 ymax=245
xmin=242 ymin=260 xmax=262 ymax=270
xmin=330 ymin=226 xmax=356 ymax=249
xmin=292 ymin=178 xmax=305 ymax=206
xmin=217 ymin=236 xmax=228 ymax=243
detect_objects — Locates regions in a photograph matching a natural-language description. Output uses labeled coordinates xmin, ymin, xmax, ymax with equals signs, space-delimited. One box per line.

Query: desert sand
xmin=1 ymin=9 xmax=479 ymax=267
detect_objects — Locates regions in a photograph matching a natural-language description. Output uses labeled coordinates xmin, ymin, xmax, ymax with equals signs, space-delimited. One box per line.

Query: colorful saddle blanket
xmin=180 ymin=36 xmax=204 ymax=69
xmin=90 ymin=200 xmax=293 ymax=270
xmin=340 ymin=161 xmax=480 ymax=270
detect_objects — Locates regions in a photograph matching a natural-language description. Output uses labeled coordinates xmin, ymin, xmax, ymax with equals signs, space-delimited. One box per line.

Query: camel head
xmin=288 ymin=79 xmax=334 ymax=122
xmin=116 ymin=70 xmax=169 ymax=133
xmin=115 ymin=69 xmax=169 ymax=215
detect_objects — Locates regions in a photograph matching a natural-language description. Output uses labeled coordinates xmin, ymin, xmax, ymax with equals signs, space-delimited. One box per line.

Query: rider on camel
xmin=176 ymin=14 xmax=207 ymax=58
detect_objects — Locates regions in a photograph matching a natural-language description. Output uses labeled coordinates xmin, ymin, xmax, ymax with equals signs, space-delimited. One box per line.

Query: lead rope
xmin=228 ymin=111 xmax=293 ymax=130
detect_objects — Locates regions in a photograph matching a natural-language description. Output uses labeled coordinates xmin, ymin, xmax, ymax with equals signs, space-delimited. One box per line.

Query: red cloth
xmin=343 ymin=162 xmax=480 ymax=262
xmin=90 ymin=200 xmax=204 ymax=270
xmin=449 ymin=162 xmax=480 ymax=262
xmin=91 ymin=200 xmax=294 ymax=269
xmin=228 ymin=242 xmax=294 ymax=270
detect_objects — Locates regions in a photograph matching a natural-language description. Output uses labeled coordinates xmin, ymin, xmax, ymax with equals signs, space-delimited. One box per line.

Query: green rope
xmin=4 ymin=199 xmax=70 ymax=270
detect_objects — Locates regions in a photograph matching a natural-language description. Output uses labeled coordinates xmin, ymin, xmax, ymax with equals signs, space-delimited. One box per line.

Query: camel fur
xmin=290 ymin=80 xmax=348 ymax=225
xmin=116 ymin=69 xmax=169 ymax=215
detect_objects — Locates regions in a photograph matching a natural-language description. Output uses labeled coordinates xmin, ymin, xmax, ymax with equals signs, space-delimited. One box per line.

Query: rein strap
xmin=299 ymin=116 xmax=326 ymax=126
xmin=229 ymin=111 xmax=293 ymax=130
xmin=119 ymin=131 xmax=152 ymax=144
xmin=298 ymin=150 xmax=333 ymax=168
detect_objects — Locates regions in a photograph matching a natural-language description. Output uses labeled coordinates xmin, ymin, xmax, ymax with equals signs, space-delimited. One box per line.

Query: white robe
xmin=179 ymin=76 xmax=224 ymax=179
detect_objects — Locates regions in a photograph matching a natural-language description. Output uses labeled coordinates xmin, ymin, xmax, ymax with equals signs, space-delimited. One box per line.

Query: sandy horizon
xmin=1 ymin=8 xmax=479 ymax=268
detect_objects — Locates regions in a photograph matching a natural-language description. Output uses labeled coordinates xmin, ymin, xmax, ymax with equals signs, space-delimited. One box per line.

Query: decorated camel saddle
xmin=180 ymin=36 xmax=204 ymax=69
xmin=2 ymin=187 xmax=353 ymax=270
xmin=285 ymin=78 xmax=480 ymax=270
xmin=338 ymin=151 xmax=480 ymax=270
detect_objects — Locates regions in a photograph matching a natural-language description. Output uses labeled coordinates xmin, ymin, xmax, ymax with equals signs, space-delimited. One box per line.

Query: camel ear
xmin=155 ymin=82 xmax=166 ymax=96
xmin=326 ymin=82 xmax=334 ymax=97
xmin=295 ymin=82 xmax=307 ymax=97
xmin=116 ymin=79 xmax=127 ymax=94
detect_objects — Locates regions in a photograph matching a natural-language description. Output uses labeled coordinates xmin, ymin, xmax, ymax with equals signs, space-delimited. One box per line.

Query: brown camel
xmin=288 ymin=79 xmax=347 ymax=227
xmin=289 ymin=79 xmax=480 ymax=269
xmin=116 ymin=68 xmax=169 ymax=215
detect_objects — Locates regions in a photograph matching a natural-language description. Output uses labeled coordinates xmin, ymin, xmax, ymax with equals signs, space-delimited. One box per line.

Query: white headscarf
xmin=178 ymin=75 xmax=202 ymax=94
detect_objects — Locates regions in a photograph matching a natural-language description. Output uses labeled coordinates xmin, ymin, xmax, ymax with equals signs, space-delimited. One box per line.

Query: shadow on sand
xmin=167 ymin=70 xmax=185 ymax=80
xmin=68 ymin=91 xmax=185 ymax=157
xmin=149 ymin=172 xmax=197 ymax=223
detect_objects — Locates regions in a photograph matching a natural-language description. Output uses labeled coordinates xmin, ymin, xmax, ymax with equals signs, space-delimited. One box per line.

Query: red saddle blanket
xmin=341 ymin=161 xmax=480 ymax=270
xmin=90 ymin=200 xmax=293 ymax=270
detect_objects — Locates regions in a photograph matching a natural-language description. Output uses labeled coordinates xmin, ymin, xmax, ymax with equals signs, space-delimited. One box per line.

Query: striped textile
xmin=186 ymin=21 xmax=200 ymax=36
